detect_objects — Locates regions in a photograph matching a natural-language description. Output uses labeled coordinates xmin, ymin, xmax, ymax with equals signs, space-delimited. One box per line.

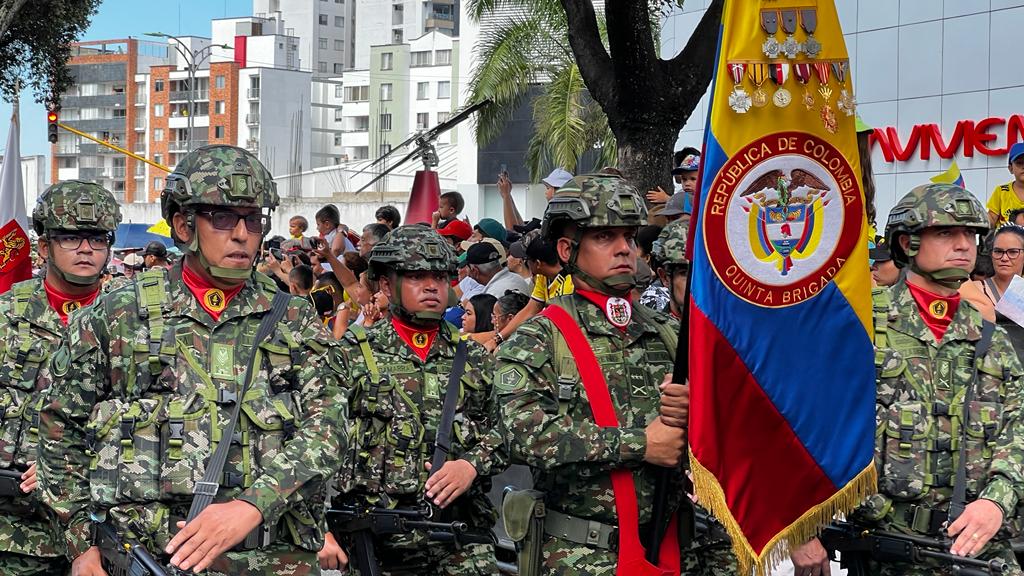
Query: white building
xmin=252 ymin=0 xmax=355 ymax=74
xmin=0 ymin=155 xmax=50 ymax=209
xmin=662 ymin=0 xmax=1024 ymax=224
xmin=352 ymin=0 xmax=457 ymax=70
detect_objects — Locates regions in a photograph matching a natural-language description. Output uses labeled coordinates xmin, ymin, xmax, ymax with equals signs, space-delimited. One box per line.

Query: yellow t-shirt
xmin=530 ymin=273 xmax=575 ymax=302
xmin=986 ymin=182 xmax=1024 ymax=226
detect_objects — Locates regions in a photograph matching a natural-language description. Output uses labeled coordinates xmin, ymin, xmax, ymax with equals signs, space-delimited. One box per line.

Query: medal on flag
xmin=748 ymin=64 xmax=770 ymax=108
xmin=793 ymin=63 xmax=815 ymax=110
xmin=800 ymin=8 xmax=822 ymax=58
xmin=769 ymin=63 xmax=791 ymax=107
xmin=832 ymin=60 xmax=857 ymax=116
xmin=728 ymin=62 xmax=752 ymax=113
xmin=814 ymin=62 xmax=837 ymax=133
xmin=780 ymin=9 xmax=801 ymax=58
xmin=761 ymin=10 xmax=781 ymax=58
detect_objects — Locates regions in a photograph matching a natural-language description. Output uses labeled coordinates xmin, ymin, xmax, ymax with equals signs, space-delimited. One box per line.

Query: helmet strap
xmin=386 ymin=274 xmax=445 ymax=326
xmin=180 ymin=211 xmax=254 ymax=281
xmin=46 ymin=239 xmax=109 ymax=287
xmin=909 ymin=259 xmax=970 ymax=290
xmin=565 ymin=230 xmax=635 ymax=298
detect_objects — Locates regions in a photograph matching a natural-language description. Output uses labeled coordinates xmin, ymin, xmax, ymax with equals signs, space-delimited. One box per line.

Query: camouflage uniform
xmin=495 ymin=175 xmax=737 ymax=576
xmin=334 ymin=225 xmax=505 ymax=575
xmin=36 ymin=146 xmax=346 ymax=576
xmin=0 ymin=180 xmax=121 ymax=575
xmin=861 ymin=184 xmax=1024 ymax=575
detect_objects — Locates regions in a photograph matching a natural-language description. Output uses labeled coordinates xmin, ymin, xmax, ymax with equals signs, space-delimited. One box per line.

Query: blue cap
xmin=1010 ymin=142 xmax=1024 ymax=165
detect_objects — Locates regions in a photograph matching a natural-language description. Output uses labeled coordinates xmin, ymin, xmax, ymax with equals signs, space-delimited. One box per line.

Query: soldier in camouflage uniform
xmin=37 ymin=145 xmax=346 ymax=576
xmin=0 ymin=181 xmax=121 ymax=575
xmin=327 ymin=224 xmax=505 ymax=574
xmin=494 ymin=174 xmax=737 ymax=575
xmin=792 ymin=183 xmax=1024 ymax=576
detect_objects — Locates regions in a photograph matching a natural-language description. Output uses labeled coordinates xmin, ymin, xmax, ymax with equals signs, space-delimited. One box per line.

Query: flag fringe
xmin=689 ymin=449 xmax=877 ymax=576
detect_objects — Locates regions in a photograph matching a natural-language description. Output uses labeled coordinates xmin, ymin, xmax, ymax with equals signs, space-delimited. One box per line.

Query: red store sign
xmin=868 ymin=114 xmax=1024 ymax=163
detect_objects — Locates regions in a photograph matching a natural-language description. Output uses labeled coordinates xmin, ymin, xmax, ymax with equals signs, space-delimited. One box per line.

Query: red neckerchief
xmin=44 ymin=280 xmax=100 ymax=326
xmin=181 ymin=263 xmax=245 ymax=321
xmin=391 ymin=316 xmax=439 ymax=361
xmin=575 ymin=288 xmax=634 ymax=331
xmin=906 ymin=280 xmax=960 ymax=341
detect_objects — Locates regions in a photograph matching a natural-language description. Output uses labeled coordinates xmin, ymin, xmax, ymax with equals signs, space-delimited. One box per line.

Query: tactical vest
xmin=80 ymin=270 xmax=320 ymax=550
xmin=342 ymin=322 xmax=479 ymax=500
xmin=872 ymin=289 xmax=1009 ymax=507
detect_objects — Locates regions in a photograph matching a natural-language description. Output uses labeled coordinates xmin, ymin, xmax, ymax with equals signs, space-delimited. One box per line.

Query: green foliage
xmin=0 ymin=0 xmax=101 ymax=104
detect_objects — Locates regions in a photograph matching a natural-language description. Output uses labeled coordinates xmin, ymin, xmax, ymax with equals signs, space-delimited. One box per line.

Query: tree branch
xmin=0 ymin=0 xmax=30 ymax=41
xmin=559 ymin=0 xmax=615 ymax=108
xmin=666 ymin=0 xmax=723 ymax=76
xmin=603 ymin=0 xmax=659 ymax=81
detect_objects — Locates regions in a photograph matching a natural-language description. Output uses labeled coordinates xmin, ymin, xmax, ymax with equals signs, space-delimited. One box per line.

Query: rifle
xmin=91 ymin=516 xmax=170 ymax=576
xmin=327 ymin=502 xmax=495 ymax=576
xmin=0 ymin=468 xmax=25 ymax=498
xmin=819 ymin=520 xmax=1009 ymax=576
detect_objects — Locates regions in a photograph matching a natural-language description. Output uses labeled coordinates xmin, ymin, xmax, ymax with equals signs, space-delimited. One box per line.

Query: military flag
xmin=931 ymin=160 xmax=966 ymax=188
xmin=0 ymin=97 xmax=32 ymax=294
xmin=687 ymin=1 xmax=876 ymax=573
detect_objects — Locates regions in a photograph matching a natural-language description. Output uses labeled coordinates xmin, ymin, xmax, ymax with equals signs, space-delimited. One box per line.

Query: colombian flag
xmin=688 ymin=1 xmax=876 ymax=573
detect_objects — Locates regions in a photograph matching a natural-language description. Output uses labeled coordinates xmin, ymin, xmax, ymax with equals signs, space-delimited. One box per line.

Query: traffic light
xmin=47 ymin=111 xmax=58 ymax=144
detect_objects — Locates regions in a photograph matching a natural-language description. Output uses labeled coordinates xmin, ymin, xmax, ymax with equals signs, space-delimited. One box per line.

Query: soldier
xmin=642 ymin=219 xmax=689 ymax=316
xmin=791 ymin=183 xmax=1024 ymax=576
xmin=37 ymin=145 xmax=346 ymax=576
xmin=494 ymin=174 xmax=736 ymax=575
xmin=0 ymin=181 xmax=121 ymax=575
xmin=326 ymin=224 xmax=505 ymax=575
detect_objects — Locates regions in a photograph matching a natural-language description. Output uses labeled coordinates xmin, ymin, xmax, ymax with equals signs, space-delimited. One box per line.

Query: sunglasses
xmin=195 ymin=210 xmax=267 ymax=234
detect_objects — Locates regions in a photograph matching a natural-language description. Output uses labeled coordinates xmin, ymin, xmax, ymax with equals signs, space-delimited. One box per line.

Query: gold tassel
xmin=689 ymin=449 xmax=877 ymax=576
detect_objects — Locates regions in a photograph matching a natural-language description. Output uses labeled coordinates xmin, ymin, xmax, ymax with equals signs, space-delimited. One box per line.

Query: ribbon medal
xmin=748 ymin=64 xmax=770 ymax=108
xmin=605 ymin=297 xmax=633 ymax=328
xmin=814 ymin=62 xmax=837 ymax=133
xmin=769 ymin=63 xmax=791 ymax=108
xmin=761 ymin=10 xmax=781 ymax=58
xmin=780 ymin=9 xmax=801 ymax=59
xmin=800 ymin=9 xmax=822 ymax=58
xmin=793 ymin=63 xmax=815 ymax=110
xmin=832 ymin=60 xmax=856 ymax=116
xmin=728 ymin=62 xmax=752 ymax=113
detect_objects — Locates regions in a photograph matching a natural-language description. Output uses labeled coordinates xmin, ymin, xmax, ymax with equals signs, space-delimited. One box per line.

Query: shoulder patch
xmin=495 ymin=365 xmax=527 ymax=394
xmin=51 ymin=343 xmax=71 ymax=378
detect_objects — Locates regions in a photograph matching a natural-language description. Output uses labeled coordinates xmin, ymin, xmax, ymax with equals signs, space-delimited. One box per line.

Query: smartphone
xmin=500 ymin=163 xmax=508 ymax=176
xmin=270 ymin=248 xmax=284 ymax=261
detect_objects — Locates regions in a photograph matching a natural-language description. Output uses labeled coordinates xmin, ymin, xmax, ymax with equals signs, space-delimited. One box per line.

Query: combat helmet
xmin=541 ymin=173 xmax=646 ymax=296
xmin=160 ymin=145 xmax=278 ymax=280
xmin=885 ymin=183 xmax=988 ymax=289
xmin=651 ymin=219 xmax=689 ymax=269
xmin=368 ymin=224 xmax=457 ymax=323
xmin=34 ymin=180 xmax=122 ymax=285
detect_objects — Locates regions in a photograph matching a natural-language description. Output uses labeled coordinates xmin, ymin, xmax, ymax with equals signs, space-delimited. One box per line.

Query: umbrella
xmin=114 ymin=223 xmax=175 ymax=251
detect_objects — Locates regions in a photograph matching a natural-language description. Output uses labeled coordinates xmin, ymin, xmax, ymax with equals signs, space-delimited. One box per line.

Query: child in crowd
xmin=433 ymin=191 xmax=465 ymax=229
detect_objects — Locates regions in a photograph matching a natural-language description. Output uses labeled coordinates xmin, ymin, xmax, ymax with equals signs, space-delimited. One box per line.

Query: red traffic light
xmin=47 ymin=112 xmax=58 ymax=123
xmin=47 ymin=112 xmax=59 ymax=143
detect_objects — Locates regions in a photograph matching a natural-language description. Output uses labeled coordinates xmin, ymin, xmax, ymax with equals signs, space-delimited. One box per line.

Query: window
xmin=319 ymin=38 xmax=328 ymax=50
xmin=411 ymin=51 xmax=432 ymax=67
xmin=319 ymin=61 xmax=328 ymax=73
xmin=334 ymin=63 xmax=344 ymax=74
xmin=153 ymin=177 xmax=163 ymax=190
xmin=335 ymin=16 xmax=344 ymax=27
xmin=214 ymin=126 xmax=225 ymax=139
xmin=379 ymin=113 xmax=392 ymax=131
xmin=392 ymin=29 xmax=402 ymax=43
xmin=416 ymin=112 xmax=429 ymax=130
xmin=153 ymin=104 xmax=164 ymax=117
xmin=215 ymin=75 xmax=225 ymax=89
xmin=435 ymin=49 xmax=451 ymax=65
xmin=380 ymin=83 xmax=392 ymax=101
xmin=335 ymin=85 xmax=343 ymax=98
xmin=380 ymin=52 xmax=393 ymax=71
xmin=380 ymin=144 xmax=392 ymax=156
xmin=153 ymin=128 xmax=164 ymax=142
xmin=437 ymin=81 xmax=450 ymax=99
xmin=344 ymin=86 xmax=368 ymax=101
xmin=416 ymin=82 xmax=429 ymax=100
xmin=437 ymin=111 xmax=450 ymax=124
xmin=335 ymin=39 xmax=343 ymax=51
xmin=334 ymin=133 xmax=342 ymax=145
xmin=215 ymin=100 xmax=225 ymax=114
xmin=319 ymin=14 xmax=328 ymax=25
xmin=112 ymin=108 xmax=126 ymax=118
xmin=154 ymin=80 xmax=164 ymax=92
xmin=335 ymin=108 xmax=343 ymax=121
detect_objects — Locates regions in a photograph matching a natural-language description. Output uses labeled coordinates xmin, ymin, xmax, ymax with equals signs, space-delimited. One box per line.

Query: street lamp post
xmin=145 ymin=33 xmax=231 ymax=152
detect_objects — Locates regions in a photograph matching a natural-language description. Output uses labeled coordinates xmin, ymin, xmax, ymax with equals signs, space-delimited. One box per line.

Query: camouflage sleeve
xmin=236 ymin=305 xmax=348 ymax=527
xmin=978 ymin=331 xmax=1024 ymax=516
xmin=458 ymin=341 xmax=507 ymax=477
xmin=494 ymin=318 xmax=646 ymax=471
xmin=37 ymin=304 xmax=111 ymax=561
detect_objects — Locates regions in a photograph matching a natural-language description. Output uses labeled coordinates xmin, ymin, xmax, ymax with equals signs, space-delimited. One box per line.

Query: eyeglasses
xmin=49 ymin=233 xmax=111 ymax=251
xmin=993 ymin=248 xmax=1023 ymax=260
xmin=195 ymin=210 xmax=266 ymax=234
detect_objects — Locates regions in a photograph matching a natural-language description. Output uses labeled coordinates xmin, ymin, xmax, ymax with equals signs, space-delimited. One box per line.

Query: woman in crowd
xmin=962 ymin=225 xmax=1024 ymax=357
xmin=492 ymin=291 xmax=530 ymax=344
xmin=462 ymin=293 xmax=497 ymax=345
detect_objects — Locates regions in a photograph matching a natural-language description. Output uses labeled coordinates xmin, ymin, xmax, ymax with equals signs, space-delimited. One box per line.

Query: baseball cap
xmin=541 ymin=168 xmax=573 ymax=189
xmin=438 ymin=218 xmax=473 ymax=242
xmin=869 ymin=238 xmax=892 ymax=263
xmin=508 ymin=240 xmax=527 ymax=259
xmin=1010 ymin=142 xmax=1024 ymax=165
xmin=474 ymin=218 xmax=508 ymax=243
xmin=671 ymin=154 xmax=700 ymax=175
xmin=142 ymin=241 xmax=168 ymax=258
xmin=465 ymin=242 xmax=502 ymax=265
xmin=122 ymin=252 xmax=144 ymax=269
xmin=461 ymin=238 xmax=507 ymax=264
xmin=660 ymin=192 xmax=690 ymax=217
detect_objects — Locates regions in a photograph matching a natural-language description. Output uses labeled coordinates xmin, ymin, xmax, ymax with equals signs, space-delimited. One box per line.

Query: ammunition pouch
xmin=544 ymin=509 xmax=617 ymax=551
xmin=502 ymin=488 xmax=547 ymax=576
xmin=0 ymin=468 xmax=23 ymax=498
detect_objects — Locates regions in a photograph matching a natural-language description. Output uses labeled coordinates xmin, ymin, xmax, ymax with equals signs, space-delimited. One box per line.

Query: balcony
xmin=245 ymin=138 xmax=259 ymax=151
xmin=247 ymin=88 xmax=260 ymax=99
xmin=55 ymin=144 xmax=78 ymax=156
xmin=169 ymin=89 xmax=209 ymax=102
xmin=134 ymin=118 xmax=146 ymax=131
xmin=60 ymin=94 xmax=126 ymax=109
xmin=168 ymin=140 xmax=209 ymax=152
xmin=246 ymin=113 xmax=260 ymax=125
xmin=79 ymin=143 xmax=125 ymax=156
xmin=111 ymin=167 xmax=126 ymax=178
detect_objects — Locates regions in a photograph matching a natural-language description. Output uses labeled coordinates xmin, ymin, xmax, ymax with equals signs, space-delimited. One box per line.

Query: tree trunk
xmin=615 ymin=122 xmax=679 ymax=204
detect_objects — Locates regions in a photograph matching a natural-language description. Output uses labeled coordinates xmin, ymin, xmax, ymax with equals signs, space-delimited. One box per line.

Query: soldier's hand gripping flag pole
xmin=686 ymin=0 xmax=877 ymax=573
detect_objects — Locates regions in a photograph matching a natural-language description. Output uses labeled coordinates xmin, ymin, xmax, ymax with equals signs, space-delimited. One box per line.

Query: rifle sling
xmin=950 ymin=320 xmax=995 ymax=523
xmin=186 ymin=290 xmax=292 ymax=522
xmin=428 ymin=337 xmax=468 ymax=480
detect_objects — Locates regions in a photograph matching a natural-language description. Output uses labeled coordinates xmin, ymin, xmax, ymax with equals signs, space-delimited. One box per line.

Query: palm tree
xmin=467 ymin=0 xmax=616 ymax=181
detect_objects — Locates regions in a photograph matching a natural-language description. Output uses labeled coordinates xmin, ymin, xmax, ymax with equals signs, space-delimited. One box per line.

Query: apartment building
xmin=252 ymin=0 xmax=356 ymax=74
xmin=352 ymin=0 xmax=457 ymax=70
